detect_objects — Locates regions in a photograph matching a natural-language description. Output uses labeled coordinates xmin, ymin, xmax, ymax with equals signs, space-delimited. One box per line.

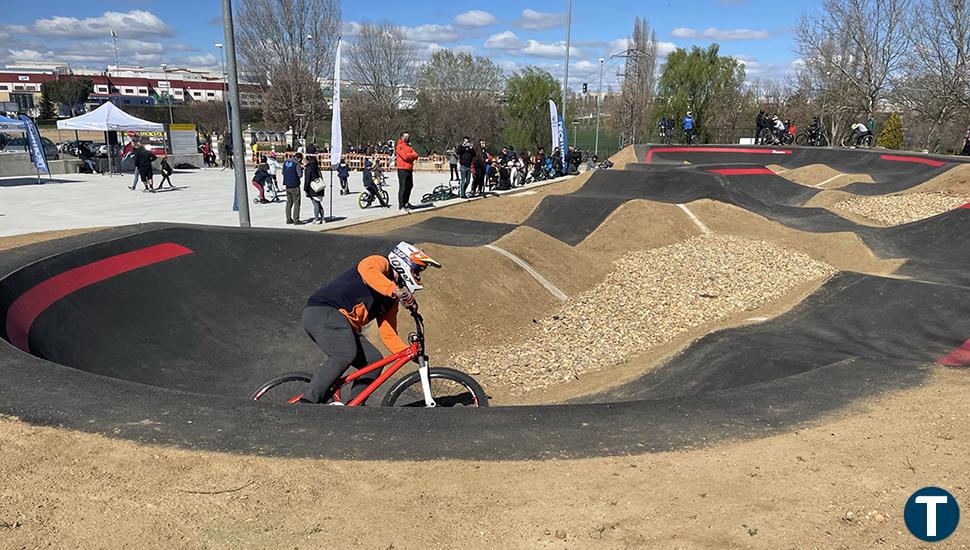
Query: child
xmin=158 ymin=155 xmax=175 ymax=189
xmin=252 ymin=162 xmax=271 ymax=204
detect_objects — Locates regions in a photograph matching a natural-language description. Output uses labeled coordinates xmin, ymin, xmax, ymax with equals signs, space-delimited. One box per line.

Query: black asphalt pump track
xmin=1 ymin=145 xmax=969 ymax=460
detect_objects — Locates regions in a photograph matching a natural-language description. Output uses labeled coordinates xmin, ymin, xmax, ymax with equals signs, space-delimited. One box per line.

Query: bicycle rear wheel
xmin=382 ymin=368 xmax=488 ymax=407
xmin=250 ymin=372 xmax=312 ymax=403
xmin=860 ymin=134 xmax=875 ymax=148
xmin=795 ymin=133 xmax=809 ymax=146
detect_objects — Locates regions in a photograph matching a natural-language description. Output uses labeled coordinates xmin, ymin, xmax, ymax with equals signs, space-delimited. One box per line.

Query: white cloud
xmin=31 ymin=10 xmax=173 ymax=39
xmin=574 ymin=60 xmax=596 ymax=72
xmin=670 ymin=27 xmax=771 ymax=40
xmin=132 ymin=53 xmax=162 ymax=63
xmin=186 ymin=53 xmax=217 ymax=66
xmin=608 ymin=38 xmax=631 ymax=56
xmin=405 ymin=24 xmax=461 ymax=43
xmin=521 ymin=40 xmax=581 ymax=59
xmin=484 ymin=31 xmax=525 ymax=50
xmin=657 ymin=41 xmax=678 ymax=56
xmin=453 ymin=44 xmax=477 ymax=55
xmin=454 ymin=10 xmax=496 ymax=28
xmin=8 ymin=48 xmax=48 ymax=61
xmin=515 ymin=9 xmax=567 ymax=31
xmin=341 ymin=21 xmax=362 ymax=37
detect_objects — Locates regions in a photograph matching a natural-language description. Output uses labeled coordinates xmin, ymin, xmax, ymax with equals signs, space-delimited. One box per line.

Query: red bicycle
xmin=250 ymin=311 xmax=488 ymax=407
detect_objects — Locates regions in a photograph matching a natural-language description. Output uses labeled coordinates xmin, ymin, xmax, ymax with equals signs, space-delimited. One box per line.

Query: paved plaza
xmin=0 ymin=167 xmax=568 ymax=237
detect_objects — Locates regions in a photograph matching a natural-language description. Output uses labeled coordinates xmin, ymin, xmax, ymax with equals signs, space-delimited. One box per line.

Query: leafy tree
xmin=38 ymin=89 xmax=56 ymax=120
xmin=876 ymin=111 xmax=904 ymax=149
xmin=503 ymin=67 xmax=562 ymax=150
xmin=414 ymin=50 xmax=504 ymax=151
xmin=41 ymin=79 xmax=94 ymax=115
xmin=656 ymin=44 xmax=745 ymax=143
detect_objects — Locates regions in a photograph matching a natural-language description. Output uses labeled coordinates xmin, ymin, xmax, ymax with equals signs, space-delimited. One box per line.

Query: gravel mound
xmin=454 ymin=235 xmax=836 ymax=394
xmin=833 ymin=192 xmax=970 ymax=226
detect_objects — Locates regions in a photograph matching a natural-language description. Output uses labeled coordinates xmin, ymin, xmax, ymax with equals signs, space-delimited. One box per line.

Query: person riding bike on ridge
xmin=771 ymin=115 xmax=786 ymax=143
xmin=848 ymin=121 xmax=873 ymax=147
xmin=300 ymin=242 xmax=441 ymax=404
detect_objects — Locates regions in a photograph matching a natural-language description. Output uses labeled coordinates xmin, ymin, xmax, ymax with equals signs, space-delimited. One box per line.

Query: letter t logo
xmin=916 ymin=495 xmax=949 ymax=537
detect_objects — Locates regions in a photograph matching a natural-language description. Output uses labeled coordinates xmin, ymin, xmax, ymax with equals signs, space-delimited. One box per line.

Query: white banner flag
xmin=330 ymin=40 xmax=342 ymax=167
xmin=548 ymin=99 xmax=560 ymax=155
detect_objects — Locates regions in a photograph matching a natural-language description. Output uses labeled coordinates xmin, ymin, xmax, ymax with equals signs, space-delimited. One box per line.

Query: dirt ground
xmin=2 ymin=151 xmax=969 ymax=548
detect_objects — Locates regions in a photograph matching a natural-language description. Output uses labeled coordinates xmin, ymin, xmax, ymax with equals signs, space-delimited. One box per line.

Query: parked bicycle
xmin=795 ymin=128 xmax=827 ymax=147
xmin=421 ymin=183 xmax=459 ymax=204
xmin=250 ymin=311 xmax=488 ymax=407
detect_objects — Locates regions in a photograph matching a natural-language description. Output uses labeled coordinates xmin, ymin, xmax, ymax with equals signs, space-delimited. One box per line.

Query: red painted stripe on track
xmin=938 ymin=339 xmax=970 ymax=367
xmin=879 ymin=154 xmax=947 ymax=167
xmin=707 ymin=168 xmax=776 ymax=176
xmin=645 ymin=147 xmax=792 ymax=164
xmin=961 ymin=203 xmax=970 ymax=209
xmin=4 ymin=243 xmax=194 ymax=353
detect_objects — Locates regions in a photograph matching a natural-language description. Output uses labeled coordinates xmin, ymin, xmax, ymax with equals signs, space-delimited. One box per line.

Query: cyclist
xmin=683 ymin=111 xmax=695 ymax=143
xmin=300 ymin=242 xmax=441 ymax=404
xmin=848 ymin=121 xmax=872 ymax=147
xmin=771 ymin=115 xmax=786 ymax=143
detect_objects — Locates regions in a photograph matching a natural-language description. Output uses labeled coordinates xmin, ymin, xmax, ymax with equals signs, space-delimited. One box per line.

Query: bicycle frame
xmin=288 ymin=312 xmax=436 ymax=407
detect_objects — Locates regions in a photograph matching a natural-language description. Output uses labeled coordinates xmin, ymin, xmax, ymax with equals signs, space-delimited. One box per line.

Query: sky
xmin=0 ymin=0 xmax=819 ymax=90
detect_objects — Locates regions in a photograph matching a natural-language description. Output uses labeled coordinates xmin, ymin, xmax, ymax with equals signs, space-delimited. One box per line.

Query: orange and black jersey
xmin=306 ymin=256 xmax=407 ymax=353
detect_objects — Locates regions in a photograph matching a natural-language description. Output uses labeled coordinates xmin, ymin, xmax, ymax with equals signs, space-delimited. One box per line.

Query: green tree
xmin=876 ymin=111 xmax=903 ymax=149
xmin=503 ymin=67 xmax=562 ymax=150
xmin=38 ymin=89 xmax=56 ymax=120
xmin=414 ymin=50 xmax=504 ymax=151
xmin=41 ymin=79 xmax=94 ymax=115
xmin=656 ymin=44 xmax=746 ymax=143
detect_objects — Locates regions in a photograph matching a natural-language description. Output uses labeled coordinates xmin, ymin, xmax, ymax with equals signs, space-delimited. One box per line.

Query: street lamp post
xmin=561 ymin=0 xmax=573 ymax=123
xmin=594 ymin=57 xmax=604 ymax=157
xmin=160 ymin=64 xmax=174 ymax=126
xmin=220 ymin=0 xmax=251 ymax=226
xmin=306 ymin=34 xmax=315 ymax=147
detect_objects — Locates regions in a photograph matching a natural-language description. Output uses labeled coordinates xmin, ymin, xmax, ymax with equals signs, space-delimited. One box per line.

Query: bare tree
xmin=611 ymin=18 xmax=658 ymax=144
xmin=909 ymin=0 xmax=970 ymax=112
xmin=236 ymin=0 xmax=340 ymax=142
xmin=346 ymin=23 xmax=419 ymax=140
xmin=237 ymin=0 xmax=340 ymax=81
xmin=414 ymin=50 xmax=504 ymax=151
xmin=796 ymin=0 xmax=912 ymax=116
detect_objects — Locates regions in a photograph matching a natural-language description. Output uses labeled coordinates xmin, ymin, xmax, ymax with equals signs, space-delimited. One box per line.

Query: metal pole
xmin=595 ymin=58 xmax=604 ymax=156
xmin=561 ymin=0 xmax=573 ymax=124
xmin=222 ymin=0 xmax=250 ymax=227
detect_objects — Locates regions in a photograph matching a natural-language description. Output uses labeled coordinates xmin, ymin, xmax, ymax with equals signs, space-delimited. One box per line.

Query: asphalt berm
xmin=2 ymin=145 xmax=969 ymax=462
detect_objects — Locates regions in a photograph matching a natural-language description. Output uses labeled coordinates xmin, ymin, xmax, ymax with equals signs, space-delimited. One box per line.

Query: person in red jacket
xmin=395 ymin=131 xmax=420 ymax=209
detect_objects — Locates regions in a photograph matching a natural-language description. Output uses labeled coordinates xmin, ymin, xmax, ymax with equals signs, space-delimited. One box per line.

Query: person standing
xmin=755 ymin=110 xmax=767 ymax=144
xmin=472 ymin=139 xmax=488 ymax=196
xmin=133 ymin=141 xmax=157 ymax=192
xmin=456 ymin=137 xmax=475 ymax=198
xmin=157 ymin=155 xmax=174 ymax=189
xmin=223 ymin=139 xmax=234 ymax=170
xmin=336 ymin=157 xmax=351 ymax=195
xmin=395 ymin=131 xmax=419 ymax=209
xmin=282 ymin=152 xmax=304 ymax=225
xmin=447 ymin=147 xmax=458 ymax=182
xmin=962 ymin=125 xmax=970 ymax=156
xmin=304 ymin=151 xmax=325 ymax=224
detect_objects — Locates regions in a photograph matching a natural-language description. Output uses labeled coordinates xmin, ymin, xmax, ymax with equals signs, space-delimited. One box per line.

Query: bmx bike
xmin=421 ymin=183 xmax=459 ymax=204
xmin=250 ymin=310 xmax=488 ymax=407
xmin=252 ymin=177 xmax=282 ymax=204
xmin=358 ymin=181 xmax=390 ymax=209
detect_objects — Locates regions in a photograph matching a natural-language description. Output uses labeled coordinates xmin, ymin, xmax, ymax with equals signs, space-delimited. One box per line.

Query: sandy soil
xmin=1 ymin=366 xmax=967 ymax=549
xmin=905 ymin=164 xmax=970 ymax=194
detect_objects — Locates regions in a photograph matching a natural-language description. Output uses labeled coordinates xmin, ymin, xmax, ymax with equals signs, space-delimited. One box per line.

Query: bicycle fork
xmin=417 ymin=356 xmax=437 ymax=407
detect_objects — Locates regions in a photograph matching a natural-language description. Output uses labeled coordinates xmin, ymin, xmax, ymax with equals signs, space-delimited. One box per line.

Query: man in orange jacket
xmin=395 ymin=131 xmax=420 ymax=209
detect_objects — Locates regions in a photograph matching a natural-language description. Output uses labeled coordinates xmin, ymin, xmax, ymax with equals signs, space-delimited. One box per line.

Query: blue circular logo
xmin=904 ymin=487 xmax=960 ymax=542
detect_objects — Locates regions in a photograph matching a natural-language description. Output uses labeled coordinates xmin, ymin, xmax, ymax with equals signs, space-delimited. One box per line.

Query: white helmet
xmin=388 ymin=242 xmax=441 ymax=293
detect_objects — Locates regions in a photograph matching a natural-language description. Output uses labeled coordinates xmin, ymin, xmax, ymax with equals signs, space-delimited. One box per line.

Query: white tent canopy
xmin=56 ymin=102 xmax=163 ymax=132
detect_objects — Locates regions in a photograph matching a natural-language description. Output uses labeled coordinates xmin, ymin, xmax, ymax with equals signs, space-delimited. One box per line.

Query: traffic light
xmin=582 ymin=83 xmax=588 ymax=94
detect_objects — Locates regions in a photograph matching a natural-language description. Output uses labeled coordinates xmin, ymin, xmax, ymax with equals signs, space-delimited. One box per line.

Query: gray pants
xmin=285 ymin=187 xmax=301 ymax=222
xmin=302 ymin=306 xmax=384 ymax=404
xmin=459 ymin=165 xmax=471 ymax=197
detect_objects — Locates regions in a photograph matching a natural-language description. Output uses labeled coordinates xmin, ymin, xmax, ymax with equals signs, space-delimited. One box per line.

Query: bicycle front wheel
xmin=250 ymin=372 xmax=312 ymax=403
xmin=358 ymin=191 xmax=372 ymax=209
xmin=382 ymin=367 xmax=488 ymax=407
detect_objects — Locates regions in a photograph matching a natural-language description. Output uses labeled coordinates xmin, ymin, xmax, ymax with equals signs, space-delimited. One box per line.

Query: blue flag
xmin=18 ymin=114 xmax=49 ymax=174
xmin=558 ymin=115 xmax=568 ymax=167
